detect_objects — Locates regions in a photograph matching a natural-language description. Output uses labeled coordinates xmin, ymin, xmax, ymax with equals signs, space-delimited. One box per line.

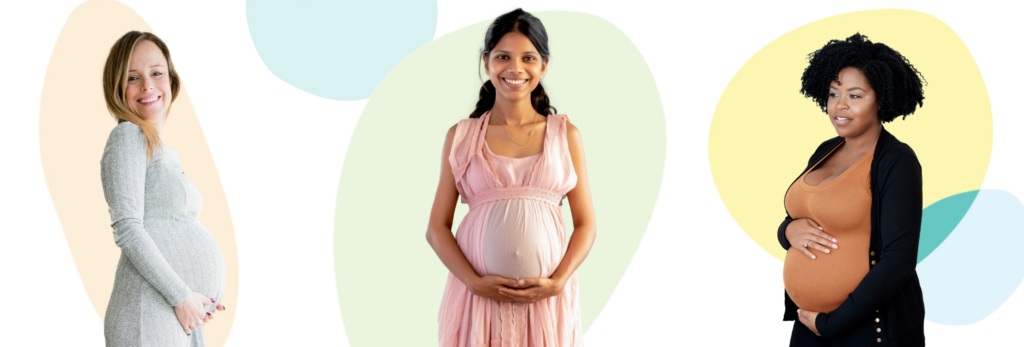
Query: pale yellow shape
xmin=709 ymin=9 xmax=992 ymax=261
xmin=39 ymin=0 xmax=238 ymax=344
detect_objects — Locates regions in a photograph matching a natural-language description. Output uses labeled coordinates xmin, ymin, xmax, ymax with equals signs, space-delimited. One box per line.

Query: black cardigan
xmin=777 ymin=128 xmax=925 ymax=346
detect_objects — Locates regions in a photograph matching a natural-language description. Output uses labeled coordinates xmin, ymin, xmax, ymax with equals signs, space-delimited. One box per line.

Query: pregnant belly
xmin=146 ymin=218 xmax=227 ymax=299
xmin=483 ymin=199 xmax=562 ymax=279
xmin=783 ymin=239 xmax=870 ymax=313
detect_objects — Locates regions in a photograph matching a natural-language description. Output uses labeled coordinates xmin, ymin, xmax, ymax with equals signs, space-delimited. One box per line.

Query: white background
xmin=1 ymin=1 xmax=1020 ymax=345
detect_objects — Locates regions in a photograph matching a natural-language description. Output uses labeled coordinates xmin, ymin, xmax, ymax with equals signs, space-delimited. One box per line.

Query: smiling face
xmin=483 ymin=31 xmax=547 ymax=105
xmin=124 ymin=40 xmax=172 ymax=127
xmin=827 ymin=67 xmax=881 ymax=138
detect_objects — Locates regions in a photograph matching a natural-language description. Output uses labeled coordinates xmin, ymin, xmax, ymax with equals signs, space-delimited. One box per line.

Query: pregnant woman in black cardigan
xmin=777 ymin=33 xmax=927 ymax=346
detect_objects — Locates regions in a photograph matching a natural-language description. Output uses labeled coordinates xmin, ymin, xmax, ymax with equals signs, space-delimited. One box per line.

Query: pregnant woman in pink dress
xmin=425 ymin=8 xmax=597 ymax=347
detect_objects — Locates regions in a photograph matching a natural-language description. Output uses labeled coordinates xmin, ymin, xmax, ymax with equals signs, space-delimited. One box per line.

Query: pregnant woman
xmin=426 ymin=9 xmax=596 ymax=347
xmin=778 ymin=33 xmax=926 ymax=346
xmin=101 ymin=31 xmax=227 ymax=346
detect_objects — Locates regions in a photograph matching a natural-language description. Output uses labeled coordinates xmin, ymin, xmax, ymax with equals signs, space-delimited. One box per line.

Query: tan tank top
xmin=783 ymin=142 xmax=874 ymax=313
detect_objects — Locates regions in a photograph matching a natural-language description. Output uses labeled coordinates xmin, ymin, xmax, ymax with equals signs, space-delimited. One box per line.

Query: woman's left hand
xmin=797 ymin=309 xmax=821 ymax=336
xmin=202 ymin=304 xmax=227 ymax=324
xmin=498 ymin=277 xmax=565 ymax=303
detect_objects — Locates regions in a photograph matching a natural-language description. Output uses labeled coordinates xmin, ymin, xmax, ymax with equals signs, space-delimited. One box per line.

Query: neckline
xmin=483 ymin=141 xmax=542 ymax=160
xmin=799 ymin=140 xmax=875 ymax=191
xmin=481 ymin=111 xmax=549 ymax=159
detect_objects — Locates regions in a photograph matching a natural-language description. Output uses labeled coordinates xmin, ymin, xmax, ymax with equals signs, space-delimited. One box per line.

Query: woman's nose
xmin=836 ymin=98 xmax=848 ymax=110
xmin=507 ymin=61 xmax=522 ymax=73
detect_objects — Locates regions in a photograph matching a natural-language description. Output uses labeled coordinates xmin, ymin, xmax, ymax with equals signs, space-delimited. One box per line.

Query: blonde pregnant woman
xmin=425 ymin=9 xmax=596 ymax=347
xmin=101 ymin=31 xmax=226 ymax=346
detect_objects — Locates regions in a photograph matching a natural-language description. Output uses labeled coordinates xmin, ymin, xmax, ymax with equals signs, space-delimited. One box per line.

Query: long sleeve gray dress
xmin=101 ymin=122 xmax=226 ymax=347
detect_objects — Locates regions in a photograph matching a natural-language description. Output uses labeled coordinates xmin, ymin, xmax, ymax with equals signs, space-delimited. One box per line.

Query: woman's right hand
xmin=785 ymin=218 xmax=838 ymax=260
xmin=468 ymin=275 xmax=519 ymax=302
xmin=173 ymin=292 xmax=214 ymax=335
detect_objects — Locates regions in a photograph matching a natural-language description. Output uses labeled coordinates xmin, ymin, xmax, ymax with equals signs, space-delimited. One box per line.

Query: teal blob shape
xmin=918 ymin=189 xmax=1024 ymax=325
xmin=246 ymin=0 xmax=437 ymax=100
xmin=918 ymin=190 xmax=978 ymax=263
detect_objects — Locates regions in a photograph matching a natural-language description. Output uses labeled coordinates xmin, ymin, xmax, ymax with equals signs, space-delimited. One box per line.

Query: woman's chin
xmin=497 ymin=90 xmax=534 ymax=103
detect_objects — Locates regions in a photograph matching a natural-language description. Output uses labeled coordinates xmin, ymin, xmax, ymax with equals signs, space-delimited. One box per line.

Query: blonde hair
xmin=102 ymin=31 xmax=181 ymax=160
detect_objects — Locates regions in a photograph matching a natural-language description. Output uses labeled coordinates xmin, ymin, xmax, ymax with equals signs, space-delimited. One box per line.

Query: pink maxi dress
xmin=439 ymin=111 xmax=583 ymax=347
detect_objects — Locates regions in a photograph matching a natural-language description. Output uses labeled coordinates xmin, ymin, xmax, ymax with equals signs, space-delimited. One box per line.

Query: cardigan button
xmin=875 ymin=318 xmax=880 ymax=323
xmin=871 ymin=260 xmax=877 ymax=265
xmin=877 ymin=338 xmax=882 ymax=343
xmin=877 ymin=327 xmax=881 ymax=333
xmin=870 ymin=251 xmax=875 ymax=256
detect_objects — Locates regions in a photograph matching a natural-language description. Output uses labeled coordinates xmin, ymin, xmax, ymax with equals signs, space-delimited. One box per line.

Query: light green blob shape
xmin=334 ymin=12 xmax=664 ymax=346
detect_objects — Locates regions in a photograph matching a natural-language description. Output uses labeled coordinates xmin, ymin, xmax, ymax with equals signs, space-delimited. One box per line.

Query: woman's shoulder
xmin=877 ymin=130 xmax=920 ymax=166
xmin=106 ymin=121 xmax=145 ymax=146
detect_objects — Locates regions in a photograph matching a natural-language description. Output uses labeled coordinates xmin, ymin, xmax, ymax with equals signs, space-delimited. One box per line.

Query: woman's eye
xmin=497 ymin=54 xmax=508 ymax=60
xmin=152 ymin=71 xmax=163 ymax=77
xmin=524 ymin=56 xmax=535 ymax=61
xmin=850 ymin=94 xmax=860 ymax=99
xmin=828 ymin=93 xmax=838 ymax=97
xmin=127 ymin=76 xmax=138 ymax=82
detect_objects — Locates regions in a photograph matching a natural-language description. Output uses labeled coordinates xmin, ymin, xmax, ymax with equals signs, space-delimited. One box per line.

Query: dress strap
xmin=449 ymin=112 xmax=491 ymax=187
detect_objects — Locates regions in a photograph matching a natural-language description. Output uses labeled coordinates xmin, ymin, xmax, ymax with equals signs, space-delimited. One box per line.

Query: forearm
xmin=550 ymin=221 xmax=596 ymax=286
xmin=778 ymin=216 xmax=795 ymax=250
xmin=425 ymin=224 xmax=480 ymax=286
xmin=113 ymin=218 xmax=191 ymax=306
xmin=816 ymin=256 xmax=917 ymax=337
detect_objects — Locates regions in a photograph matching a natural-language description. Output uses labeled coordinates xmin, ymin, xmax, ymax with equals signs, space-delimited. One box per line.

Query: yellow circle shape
xmin=709 ymin=9 xmax=992 ymax=261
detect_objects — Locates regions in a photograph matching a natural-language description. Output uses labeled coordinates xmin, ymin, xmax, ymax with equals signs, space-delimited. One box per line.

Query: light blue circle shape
xmin=246 ymin=0 xmax=437 ymax=101
xmin=918 ymin=189 xmax=1024 ymax=325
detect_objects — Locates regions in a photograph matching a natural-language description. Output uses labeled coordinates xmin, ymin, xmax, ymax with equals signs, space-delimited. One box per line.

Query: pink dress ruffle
xmin=439 ymin=111 xmax=582 ymax=347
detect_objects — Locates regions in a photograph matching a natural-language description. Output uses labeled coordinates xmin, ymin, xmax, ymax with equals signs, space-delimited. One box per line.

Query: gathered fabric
xmin=439 ymin=111 xmax=581 ymax=347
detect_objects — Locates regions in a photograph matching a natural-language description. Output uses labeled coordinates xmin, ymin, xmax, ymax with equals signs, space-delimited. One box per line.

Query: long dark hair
xmin=469 ymin=8 xmax=556 ymax=118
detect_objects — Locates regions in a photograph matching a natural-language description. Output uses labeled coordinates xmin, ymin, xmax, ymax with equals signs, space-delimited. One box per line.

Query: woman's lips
xmin=834 ymin=115 xmax=852 ymax=126
xmin=502 ymin=77 xmax=528 ymax=90
xmin=138 ymin=95 xmax=161 ymax=106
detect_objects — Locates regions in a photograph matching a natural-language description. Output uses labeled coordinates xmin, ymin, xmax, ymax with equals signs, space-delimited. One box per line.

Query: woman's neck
xmin=843 ymin=124 xmax=882 ymax=154
xmin=490 ymin=98 xmax=537 ymax=126
xmin=145 ymin=114 xmax=165 ymax=133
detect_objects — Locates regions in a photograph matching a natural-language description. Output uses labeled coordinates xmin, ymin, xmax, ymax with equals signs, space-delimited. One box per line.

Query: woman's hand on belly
xmin=469 ymin=275 xmax=520 ymax=302
xmin=174 ymin=292 xmax=215 ymax=335
xmin=497 ymin=277 xmax=565 ymax=304
xmin=797 ymin=308 xmax=822 ymax=336
xmin=786 ymin=218 xmax=839 ymax=259
xmin=201 ymin=303 xmax=227 ymax=324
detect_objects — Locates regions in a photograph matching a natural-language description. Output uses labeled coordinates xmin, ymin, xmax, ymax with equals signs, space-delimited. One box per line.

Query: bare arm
xmin=549 ymin=121 xmax=597 ymax=285
xmin=425 ymin=125 xmax=517 ymax=301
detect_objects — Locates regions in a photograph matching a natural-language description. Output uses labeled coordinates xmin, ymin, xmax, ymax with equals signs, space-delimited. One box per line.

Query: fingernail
xmin=832 ymin=244 xmax=838 ymax=249
xmin=207 ymin=312 xmax=211 ymax=316
xmin=811 ymin=255 xmax=816 ymax=259
xmin=824 ymin=249 xmax=830 ymax=254
xmin=832 ymin=238 xmax=837 ymax=243
xmin=210 ymin=299 xmax=215 ymax=303
xmin=818 ymin=227 xmax=823 ymax=230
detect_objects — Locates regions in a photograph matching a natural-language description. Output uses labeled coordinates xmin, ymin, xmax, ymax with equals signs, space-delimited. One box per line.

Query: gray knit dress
xmin=101 ymin=122 xmax=226 ymax=347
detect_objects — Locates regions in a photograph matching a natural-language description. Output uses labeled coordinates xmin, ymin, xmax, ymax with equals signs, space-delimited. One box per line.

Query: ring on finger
xmin=804 ymin=240 xmax=810 ymax=248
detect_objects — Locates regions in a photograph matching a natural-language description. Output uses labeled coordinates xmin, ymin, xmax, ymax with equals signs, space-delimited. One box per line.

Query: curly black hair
xmin=800 ymin=33 xmax=925 ymax=123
